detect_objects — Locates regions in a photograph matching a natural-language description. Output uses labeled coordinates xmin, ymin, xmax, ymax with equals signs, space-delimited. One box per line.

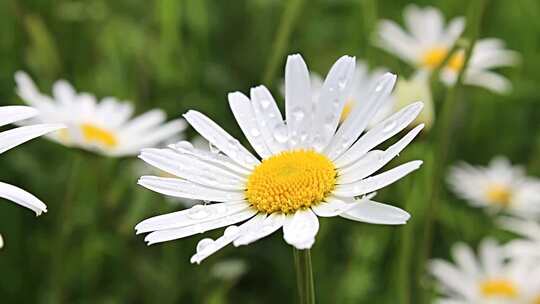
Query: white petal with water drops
xmin=228 ymin=92 xmax=272 ymax=158
xmin=337 ymin=124 xmax=424 ymax=184
xmin=311 ymin=55 xmax=356 ymax=151
xmin=285 ymin=54 xmax=313 ymax=149
xmin=233 ymin=213 xmax=286 ymax=246
xmin=138 ymin=176 xmax=245 ymax=202
xmin=324 ymin=73 xmax=397 ymax=159
xmin=335 ymin=102 xmax=423 ymax=168
xmin=184 ymin=110 xmax=260 ymax=168
xmin=334 ymin=160 xmax=423 ymax=197
xmin=250 ymin=85 xmax=288 ymax=155
xmin=135 ymin=201 xmax=249 ymax=234
xmin=144 ymin=207 xmax=257 ymax=245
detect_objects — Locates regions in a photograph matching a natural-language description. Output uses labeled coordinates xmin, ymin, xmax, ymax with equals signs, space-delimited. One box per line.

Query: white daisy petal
xmin=283 ymin=209 xmax=319 ymax=249
xmin=285 ymin=54 xmax=313 ymax=149
xmin=429 ymin=259 xmax=475 ymax=299
xmin=228 ymin=92 xmax=272 ymax=158
xmin=338 ymin=124 xmax=425 ymax=184
xmin=184 ymin=110 xmax=260 ymax=168
xmin=340 ymin=200 xmax=410 ymax=225
xmin=324 ymin=73 xmax=397 ymax=160
xmin=233 ymin=213 xmax=286 ymax=246
xmin=310 ymin=196 xmax=359 ymax=217
xmin=14 ymin=71 xmax=55 ymax=109
xmin=0 ymin=106 xmax=38 ymax=127
xmin=376 ymin=20 xmax=419 ymax=64
xmin=334 ymin=160 xmax=423 ymax=197
xmin=168 ymin=141 xmax=251 ymax=176
xmin=452 ymin=243 xmax=480 ymax=277
xmin=250 ymin=85 xmax=288 ymax=155
xmin=139 ymin=148 xmax=245 ymax=190
xmin=52 ymin=80 xmax=76 ymax=106
xmin=138 ymin=176 xmax=245 ymax=202
xmin=0 ymin=124 xmax=65 ymax=154
xmin=0 ymin=181 xmax=47 ymax=216
xmin=335 ymin=102 xmax=424 ymax=168
xmin=190 ymin=214 xmax=266 ymax=264
xmin=135 ymin=201 xmax=249 ymax=234
xmin=479 ymin=238 xmax=502 ymax=276
xmin=442 ymin=17 xmax=465 ymax=45
xmin=463 ymin=70 xmax=512 ymax=94
xmin=311 ymin=55 xmax=356 ymax=151
xmin=144 ymin=207 xmax=257 ymax=245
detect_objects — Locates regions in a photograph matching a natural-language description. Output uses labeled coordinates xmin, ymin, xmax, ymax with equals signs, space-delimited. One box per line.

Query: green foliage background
xmin=0 ymin=0 xmax=539 ymax=303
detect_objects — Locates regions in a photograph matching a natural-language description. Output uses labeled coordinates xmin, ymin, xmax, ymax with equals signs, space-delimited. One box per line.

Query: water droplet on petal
xmin=292 ymin=108 xmax=305 ymax=121
xmin=224 ymin=225 xmax=240 ymax=237
xmin=188 ymin=205 xmax=210 ymax=220
xmin=273 ymin=124 xmax=289 ymax=143
xmin=260 ymin=99 xmax=271 ymax=109
xmin=250 ymin=128 xmax=261 ymax=137
xmin=382 ymin=120 xmax=396 ymax=133
xmin=196 ymin=238 xmax=215 ymax=253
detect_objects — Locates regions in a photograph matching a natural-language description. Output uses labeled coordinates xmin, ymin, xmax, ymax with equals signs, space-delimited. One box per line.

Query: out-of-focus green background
xmin=0 ymin=0 xmax=539 ymax=303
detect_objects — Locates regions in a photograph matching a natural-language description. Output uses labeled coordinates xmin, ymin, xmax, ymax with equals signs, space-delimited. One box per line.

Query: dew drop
xmin=260 ymin=99 xmax=271 ymax=109
xmin=292 ymin=109 xmax=305 ymax=121
xmin=224 ymin=225 xmax=240 ymax=237
xmin=273 ymin=124 xmax=289 ymax=143
xmin=188 ymin=205 xmax=210 ymax=220
xmin=250 ymin=128 xmax=261 ymax=137
xmin=196 ymin=238 xmax=215 ymax=253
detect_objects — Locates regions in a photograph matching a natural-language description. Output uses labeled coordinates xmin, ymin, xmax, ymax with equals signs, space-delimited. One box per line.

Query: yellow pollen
xmin=447 ymin=52 xmax=465 ymax=72
xmin=340 ymin=99 xmax=354 ymax=122
xmin=81 ymin=123 xmax=118 ymax=148
xmin=422 ymin=47 xmax=448 ymax=69
xmin=534 ymin=295 xmax=540 ymax=304
xmin=246 ymin=150 xmax=336 ymax=214
xmin=480 ymin=279 xmax=518 ymax=298
xmin=486 ymin=184 xmax=512 ymax=206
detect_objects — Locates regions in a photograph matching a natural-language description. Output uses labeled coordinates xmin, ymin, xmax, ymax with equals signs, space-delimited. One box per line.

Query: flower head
xmin=499 ymin=217 xmax=540 ymax=264
xmin=448 ymin=156 xmax=540 ymax=219
xmin=376 ymin=5 xmax=465 ymax=71
xmin=430 ymin=239 xmax=540 ymax=303
xmin=0 ymin=106 xmax=64 ymax=216
xmin=135 ymin=54 xmax=424 ymax=264
xmin=15 ymin=72 xmax=186 ymax=157
xmin=440 ymin=38 xmax=519 ymax=94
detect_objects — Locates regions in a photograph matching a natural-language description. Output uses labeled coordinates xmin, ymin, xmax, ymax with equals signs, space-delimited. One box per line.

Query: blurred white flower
xmin=135 ymin=54 xmax=424 ymax=264
xmin=376 ymin=5 xmax=464 ymax=71
xmin=430 ymin=239 xmax=540 ymax=303
xmin=440 ymin=38 xmax=519 ymax=94
xmin=15 ymin=71 xmax=186 ymax=157
xmin=0 ymin=106 xmax=65 ymax=248
xmin=448 ymin=156 xmax=540 ymax=219
xmin=210 ymin=259 xmax=248 ymax=281
xmin=499 ymin=217 xmax=540 ymax=264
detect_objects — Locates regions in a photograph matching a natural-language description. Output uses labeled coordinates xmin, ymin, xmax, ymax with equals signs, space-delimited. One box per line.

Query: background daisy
xmin=15 ymin=72 xmax=187 ymax=157
xmin=447 ymin=156 xmax=540 ymax=218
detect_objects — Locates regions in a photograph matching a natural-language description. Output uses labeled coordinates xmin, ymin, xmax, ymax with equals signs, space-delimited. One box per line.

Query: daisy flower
xmin=0 ymin=106 xmax=64 ymax=247
xmin=499 ymin=217 xmax=540 ymax=263
xmin=430 ymin=239 xmax=540 ymax=303
xmin=376 ymin=5 xmax=465 ymax=72
xmin=447 ymin=156 xmax=540 ymax=219
xmin=440 ymin=38 xmax=520 ymax=94
xmin=135 ymin=54 xmax=424 ymax=264
xmin=14 ymin=72 xmax=186 ymax=157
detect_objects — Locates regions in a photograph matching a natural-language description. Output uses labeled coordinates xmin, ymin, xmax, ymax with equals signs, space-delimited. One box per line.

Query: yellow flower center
xmin=81 ymin=123 xmax=118 ymax=148
xmin=340 ymin=99 xmax=354 ymax=122
xmin=534 ymin=295 xmax=540 ymax=304
xmin=480 ymin=279 xmax=518 ymax=298
xmin=422 ymin=47 xmax=448 ymax=69
xmin=246 ymin=150 xmax=336 ymax=214
xmin=486 ymin=184 xmax=512 ymax=206
xmin=447 ymin=52 xmax=465 ymax=72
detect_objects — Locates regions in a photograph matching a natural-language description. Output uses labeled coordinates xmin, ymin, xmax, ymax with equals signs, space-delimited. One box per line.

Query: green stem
xmin=262 ymin=0 xmax=306 ymax=86
xmin=419 ymin=0 xmax=487 ymax=301
xmin=293 ymin=248 xmax=315 ymax=304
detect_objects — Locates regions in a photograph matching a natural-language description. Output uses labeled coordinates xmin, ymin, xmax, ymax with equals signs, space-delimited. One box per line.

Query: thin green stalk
xmin=293 ymin=248 xmax=315 ymax=304
xmin=48 ymin=152 xmax=83 ymax=303
xmin=419 ymin=0 xmax=487 ymax=301
xmin=262 ymin=0 xmax=306 ymax=86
